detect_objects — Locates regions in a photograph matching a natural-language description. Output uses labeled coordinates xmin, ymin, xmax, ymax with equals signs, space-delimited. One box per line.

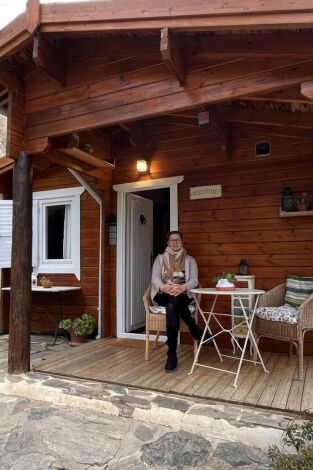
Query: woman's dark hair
xmin=165 ymin=231 xmax=183 ymax=243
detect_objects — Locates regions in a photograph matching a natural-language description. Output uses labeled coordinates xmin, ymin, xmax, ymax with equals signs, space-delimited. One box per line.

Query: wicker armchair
xmin=143 ymin=284 xmax=201 ymax=361
xmin=254 ymin=283 xmax=313 ymax=380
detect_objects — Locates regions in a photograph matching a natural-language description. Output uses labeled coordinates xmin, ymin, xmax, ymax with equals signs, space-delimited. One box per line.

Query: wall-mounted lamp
xmin=136 ymin=159 xmax=149 ymax=173
xmin=108 ymin=214 xmax=117 ymax=246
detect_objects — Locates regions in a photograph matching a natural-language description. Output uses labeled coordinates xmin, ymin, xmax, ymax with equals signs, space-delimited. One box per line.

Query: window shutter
xmin=0 ymin=200 xmax=13 ymax=268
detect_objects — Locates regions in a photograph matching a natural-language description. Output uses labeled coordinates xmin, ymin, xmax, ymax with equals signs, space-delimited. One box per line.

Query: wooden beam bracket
xmin=300 ymin=80 xmax=313 ymax=101
xmin=160 ymin=28 xmax=185 ymax=86
xmin=32 ymin=32 xmax=66 ymax=86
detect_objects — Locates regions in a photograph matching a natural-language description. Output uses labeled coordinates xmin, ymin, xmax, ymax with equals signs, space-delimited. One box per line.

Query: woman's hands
xmin=160 ymin=283 xmax=187 ymax=296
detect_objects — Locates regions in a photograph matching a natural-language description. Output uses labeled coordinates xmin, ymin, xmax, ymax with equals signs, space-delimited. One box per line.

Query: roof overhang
xmin=3 ymin=1 xmax=313 ymax=59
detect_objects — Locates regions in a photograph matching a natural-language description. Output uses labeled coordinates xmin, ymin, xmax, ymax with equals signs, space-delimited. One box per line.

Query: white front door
xmin=125 ymin=193 xmax=153 ymax=332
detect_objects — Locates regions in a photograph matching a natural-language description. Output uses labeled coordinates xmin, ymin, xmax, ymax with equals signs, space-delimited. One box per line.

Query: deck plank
xmin=33 ymin=338 xmax=313 ymax=413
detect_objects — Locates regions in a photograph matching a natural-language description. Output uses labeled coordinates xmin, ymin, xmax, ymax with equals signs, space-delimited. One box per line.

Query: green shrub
xmin=268 ymin=420 xmax=313 ymax=469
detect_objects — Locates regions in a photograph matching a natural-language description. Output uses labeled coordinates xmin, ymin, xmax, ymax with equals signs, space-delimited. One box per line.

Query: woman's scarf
xmin=162 ymin=246 xmax=187 ymax=284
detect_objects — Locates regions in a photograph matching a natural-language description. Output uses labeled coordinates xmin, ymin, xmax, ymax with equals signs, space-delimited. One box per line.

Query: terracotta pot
xmin=42 ymin=281 xmax=53 ymax=288
xmin=69 ymin=328 xmax=87 ymax=346
xmin=297 ymin=203 xmax=308 ymax=212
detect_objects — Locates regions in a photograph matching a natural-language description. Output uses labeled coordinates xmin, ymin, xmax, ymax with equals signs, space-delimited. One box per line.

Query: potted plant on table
xmin=213 ymin=272 xmax=237 ymax=291
xmin=59 ymin=313 xmax=95 ymax=346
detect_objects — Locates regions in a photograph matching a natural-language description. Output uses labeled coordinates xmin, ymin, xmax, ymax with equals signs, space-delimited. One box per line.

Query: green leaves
xmin=213 ymin=272 xmax=237 ymax=283
xmin=59 ymin=313 xmax=95 ymax=336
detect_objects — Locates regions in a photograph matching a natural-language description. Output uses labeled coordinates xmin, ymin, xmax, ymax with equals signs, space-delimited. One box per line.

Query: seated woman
xmin=151 ymin=230 xmax=209 ymax=372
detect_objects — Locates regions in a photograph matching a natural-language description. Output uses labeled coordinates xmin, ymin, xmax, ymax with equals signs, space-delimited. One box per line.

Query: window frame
xmin=32 ymin=187 xmax=84 ymax=280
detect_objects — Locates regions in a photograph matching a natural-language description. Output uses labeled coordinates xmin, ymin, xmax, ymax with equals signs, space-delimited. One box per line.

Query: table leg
xmin=189 ymin=294 xmax=223 ymax=375
xmin=233 ymin=294 xmax=268 ymax=387
xmin=52 ymin=292 xmax=64 ymax=346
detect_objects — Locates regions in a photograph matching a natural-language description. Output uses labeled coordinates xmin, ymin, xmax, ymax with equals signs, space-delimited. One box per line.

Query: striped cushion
xmin=285 ymin=276 xmax=313 ymax=307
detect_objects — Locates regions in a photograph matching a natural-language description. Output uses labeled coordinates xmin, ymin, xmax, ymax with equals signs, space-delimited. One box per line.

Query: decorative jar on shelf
xmin=281 ymin=187 xmax=294 ymax=212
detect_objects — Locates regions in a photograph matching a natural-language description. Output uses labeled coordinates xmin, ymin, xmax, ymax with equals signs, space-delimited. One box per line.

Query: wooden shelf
xmin=280 ymin=210 xmax=313 ymax=217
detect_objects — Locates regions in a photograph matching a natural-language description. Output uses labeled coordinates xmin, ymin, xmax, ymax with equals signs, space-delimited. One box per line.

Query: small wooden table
xmin=189 ymin=287 xmax=268 ymax=387
xmin=2 ymin=286 xmax=81 ymax=345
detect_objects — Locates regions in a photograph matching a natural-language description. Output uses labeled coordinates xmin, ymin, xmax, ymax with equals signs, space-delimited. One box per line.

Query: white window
xmin=0 ymin=198 xmax=12 ymax=268
xmin=33 ymin=187 xmax=84 ymax=280
xmin=0 ymin=187 xmax=84 ymax=280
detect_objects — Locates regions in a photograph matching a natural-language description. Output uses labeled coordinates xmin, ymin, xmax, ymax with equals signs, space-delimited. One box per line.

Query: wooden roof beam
xmin=32 ymin=32 xmax=66 ymax=86
xmin=231 ymin=122 xmax=313 ymax=141
xmin=241 ymin=86 xmax=309 ymax=104
xmin=300 ymin=80 xmax=313 ymax=101
xmin=48 ymin=149 xmax=95 ymax=174
xmin=51 ymin=133 xmax=114 ymax=169
xmin=221 ymin=105 xmax=313 ymax=130
xmin=120 ymin=122 xmax=144 ymax=148
xmin=39 ymin=1 xmax=313 ymax=33
xmin=207 ymin=107 xmax=232 ymax=158
xmin=25 ymin=59 xmax=313 ymax=140
xmin=160 ymin=28 xmax=185 ymax=86
xmin=25 ymin=136 xmax=51 ymax=155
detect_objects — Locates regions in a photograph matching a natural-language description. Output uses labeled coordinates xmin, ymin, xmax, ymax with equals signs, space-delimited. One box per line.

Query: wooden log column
xmin=8 ymin=151 xmax=33 ymax=374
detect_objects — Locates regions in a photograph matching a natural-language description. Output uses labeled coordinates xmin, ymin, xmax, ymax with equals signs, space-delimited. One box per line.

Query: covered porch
xmin=0 ymin=0 xmax=312 ymax=416
xmin=32 ymin=338 xmax=313 ymax=415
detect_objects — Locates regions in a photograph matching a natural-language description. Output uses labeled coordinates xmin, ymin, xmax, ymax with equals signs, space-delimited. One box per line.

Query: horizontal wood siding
xmin=2 ymin=167 xmax=112 ymax=337
xmin=112 ymin=122 xmax=313 ymax=353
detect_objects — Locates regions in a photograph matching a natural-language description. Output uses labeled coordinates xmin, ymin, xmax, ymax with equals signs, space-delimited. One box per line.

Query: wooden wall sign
xmin=190 ymin=184 xmax=222 ymax=200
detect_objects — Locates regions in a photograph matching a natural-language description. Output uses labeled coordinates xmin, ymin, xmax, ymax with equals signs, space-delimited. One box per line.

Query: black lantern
xmin=238 ymin=259 xmax=249 ymax=275
xmin=281 ymin=187 xmax=294 ymax=212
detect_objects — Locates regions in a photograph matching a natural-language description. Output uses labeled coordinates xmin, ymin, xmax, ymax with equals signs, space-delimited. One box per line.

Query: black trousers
xmin=153 ymin=292 xmax=203 ymax=353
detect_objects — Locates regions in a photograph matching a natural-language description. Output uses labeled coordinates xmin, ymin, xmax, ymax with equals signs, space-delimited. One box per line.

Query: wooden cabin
xmin=0 ymin=0 xmax=313 ymax=379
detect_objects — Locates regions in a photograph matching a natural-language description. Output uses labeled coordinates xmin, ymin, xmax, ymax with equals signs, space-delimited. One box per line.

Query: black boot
xmin=165 ymin=350 xmax=177 ymax=373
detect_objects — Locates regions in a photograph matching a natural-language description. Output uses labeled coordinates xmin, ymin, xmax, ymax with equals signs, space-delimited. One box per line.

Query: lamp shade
xmin=136 ymin=159 xmax=148 ymax=173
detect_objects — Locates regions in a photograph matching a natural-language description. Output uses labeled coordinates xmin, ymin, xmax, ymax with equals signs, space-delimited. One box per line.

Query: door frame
xmin=113 ymin=175 xmax=184 ymax=339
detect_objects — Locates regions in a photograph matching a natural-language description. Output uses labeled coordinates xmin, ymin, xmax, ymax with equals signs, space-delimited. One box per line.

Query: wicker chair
xmin=253 ymin=283 xmax=313 ymax=380
xmin=143 ymin=284 xmax=201 ymax=360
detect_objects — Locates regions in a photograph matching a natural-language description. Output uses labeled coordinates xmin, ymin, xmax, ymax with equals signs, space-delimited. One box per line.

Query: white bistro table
xmin=2 ymin=286 xmax=81 ymax=345
xmin=189 ymin=287 xmax=268 ymax=387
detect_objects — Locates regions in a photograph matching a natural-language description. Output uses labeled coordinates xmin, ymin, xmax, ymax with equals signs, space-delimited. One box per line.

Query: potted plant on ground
xmin=59 ymin=313 xmax=95 ymax=346
xmin=213 ymin=272 xmax=237 ymax=291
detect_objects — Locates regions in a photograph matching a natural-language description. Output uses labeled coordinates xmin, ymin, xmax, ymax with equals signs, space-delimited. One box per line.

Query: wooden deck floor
xmin=33 ymin=338 xmax=313 ymax=414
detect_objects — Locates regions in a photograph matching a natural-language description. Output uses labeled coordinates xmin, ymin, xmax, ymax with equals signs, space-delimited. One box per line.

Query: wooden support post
xmin=8 ymin=151 xmax=32 ymax=374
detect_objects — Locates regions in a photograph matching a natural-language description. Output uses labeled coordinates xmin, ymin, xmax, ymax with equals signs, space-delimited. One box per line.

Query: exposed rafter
xmin=231 ymin=122 xmax=313 ymax=141
xmin=160 ymin=28 xmax=185 ymax=86
xmin=241 ymin=86 xmax=309 ymax=104
xmin=32 ymin=32 xmax=67 ymax=86
xmin=51 ymin=132 xmax=114 ymax=169
xmin=120 ymin=122 xmax=144 ymax=148
xmin=208 ymin=107 xmax=232 ymax=158
xmin=221 ymin=106 xmax=313 ymax=130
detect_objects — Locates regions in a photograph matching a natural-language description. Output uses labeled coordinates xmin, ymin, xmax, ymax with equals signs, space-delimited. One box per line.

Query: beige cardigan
xmin=151 ymin=253 xmax=198 ymax=302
